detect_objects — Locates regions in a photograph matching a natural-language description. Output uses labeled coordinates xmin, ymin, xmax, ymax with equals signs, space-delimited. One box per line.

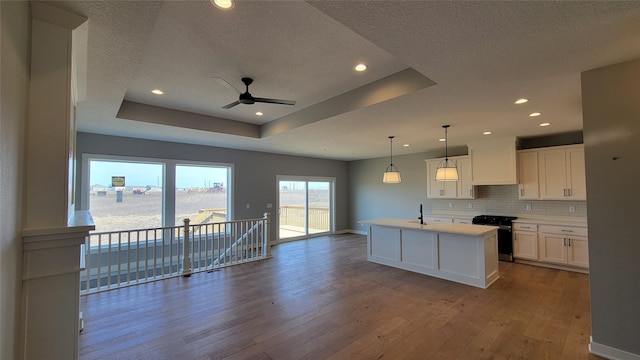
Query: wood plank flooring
xmin=79 ymin=233 xmax=602 ymax=360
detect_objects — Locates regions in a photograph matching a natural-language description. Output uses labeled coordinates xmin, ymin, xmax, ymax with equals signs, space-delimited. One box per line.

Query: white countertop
xmin=359 ymin=218 xmax=498 ymax=236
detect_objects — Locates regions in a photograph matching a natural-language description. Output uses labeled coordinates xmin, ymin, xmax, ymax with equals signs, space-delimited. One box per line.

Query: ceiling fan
xmin=221 ymin=77 xmax=296 ymax=109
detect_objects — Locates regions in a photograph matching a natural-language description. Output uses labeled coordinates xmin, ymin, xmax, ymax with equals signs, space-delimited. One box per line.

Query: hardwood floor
xmin=79 ymin=234 xmax=602 ymax=360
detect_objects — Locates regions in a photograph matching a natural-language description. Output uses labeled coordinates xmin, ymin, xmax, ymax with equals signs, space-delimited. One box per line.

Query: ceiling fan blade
xmin=213 ymin=77 xmax=241 ymax=94
xmin=222 ymin=100 xmax=241 ymax=109
xmin=253 ymin=97 xmax=296 ymax=106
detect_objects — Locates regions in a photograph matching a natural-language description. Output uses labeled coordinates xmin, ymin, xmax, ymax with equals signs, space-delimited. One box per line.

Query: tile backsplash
xmin=431 ymin=185 xmax=587 ymax=218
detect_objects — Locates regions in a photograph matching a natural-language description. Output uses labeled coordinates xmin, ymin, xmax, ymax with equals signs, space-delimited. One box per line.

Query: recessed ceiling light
xmin=529 ymin=112 xmax=542 ymax=117
xmin=403 ymin=144 xmax=410 ymax=147
xmin=514 ymin=98 xmax=528 ymax=104
xmin=354 ymin=63 xmax=367 ymax=72
xmin=255 ymin=111 xmax=263 ymax=116
xmin=483 ymin=131 xmax=492 ymax=135
xmin=151 ymin=89 xmax=163 ymax=95
xmin=438 ymin=138 xmax=446 ymax=142
xmin=211 ymin=0 xmax=234 ymax=10
xmin=539 ymin=122 xmax=551 ymax=127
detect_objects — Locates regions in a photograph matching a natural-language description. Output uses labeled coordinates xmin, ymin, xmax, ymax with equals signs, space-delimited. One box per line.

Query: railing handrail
xmin=89 ymin=216 xmax=268 ymax=237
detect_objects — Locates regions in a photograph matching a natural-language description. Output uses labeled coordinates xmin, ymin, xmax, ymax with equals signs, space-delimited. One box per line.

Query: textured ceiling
xmin=42 ymin=0 xmax=640 ymax=160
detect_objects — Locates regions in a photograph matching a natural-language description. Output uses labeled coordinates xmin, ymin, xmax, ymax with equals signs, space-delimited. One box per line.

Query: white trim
xmin=590 ymin=337 xmax=640 ymax=360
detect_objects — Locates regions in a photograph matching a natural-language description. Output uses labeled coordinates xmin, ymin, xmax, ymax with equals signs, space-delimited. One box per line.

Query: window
xmin=175 ymin=164 xmax=231 ymax=226
xmin=88 ymin=160 xmax=164 ymax=232
xmin=277 ymin=177 xmax=334 ymax=241
xmin=85 ymin=155 xmax=233 ymax=232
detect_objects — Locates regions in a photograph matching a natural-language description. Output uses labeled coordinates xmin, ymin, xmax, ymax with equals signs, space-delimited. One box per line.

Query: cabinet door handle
xmin=470 ymin=189 xmax=473 ymax=197
xmin=567 ymin=238 xmax=572 ymax=246
xmin=568 ymin=189 xmax=572 ymax=197
xmin=563 ymin=189 xmax=567 ymax=196
xmin=520 ymin=188 xmax=524 ymax=196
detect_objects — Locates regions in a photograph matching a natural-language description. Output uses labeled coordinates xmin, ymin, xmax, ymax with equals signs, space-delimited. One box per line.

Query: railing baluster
xmin=84 ymin=236 xmax=90 ymax=292
xmin=153 ymin=229 xmax=157 ymax=279
xmin=169 ymin=227 xmax=174 ymax=275
xmin=96 ymin=234 xmax=102 ymax=291
xmin=144 ymin=230 xmax=148 ymax=280
xmin=107 ymin=233 xmax=112 ymax=288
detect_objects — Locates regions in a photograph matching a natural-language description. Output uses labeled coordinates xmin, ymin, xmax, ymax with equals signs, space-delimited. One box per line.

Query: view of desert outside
xmin=89 ymin=161 xmax=229 ymax=232
xmin=279 ymin=181 xmax=331 ymax=238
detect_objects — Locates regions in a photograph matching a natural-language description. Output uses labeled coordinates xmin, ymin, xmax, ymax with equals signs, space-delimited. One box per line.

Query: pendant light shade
xmin=383 ymin=136 xmax=401 ymax=183
xmin=435 ymin=125 xmax=459 ymax=181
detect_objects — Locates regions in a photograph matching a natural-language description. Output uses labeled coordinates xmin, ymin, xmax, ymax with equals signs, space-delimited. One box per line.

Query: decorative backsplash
xmin=431 ymin=185 xmax=587 ymax=218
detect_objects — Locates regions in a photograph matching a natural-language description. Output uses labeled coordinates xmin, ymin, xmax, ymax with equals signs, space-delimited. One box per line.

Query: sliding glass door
xmin=277 ymin=177 xmax=334 ymax=241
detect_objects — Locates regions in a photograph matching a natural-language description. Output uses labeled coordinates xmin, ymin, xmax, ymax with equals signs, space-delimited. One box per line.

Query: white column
xmin=21 ymin=3 xmax=91 ymax=360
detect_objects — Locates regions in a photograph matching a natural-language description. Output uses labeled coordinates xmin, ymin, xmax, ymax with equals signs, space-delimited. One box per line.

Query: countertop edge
xmin=359 ymin=218 xmax=498 ymax=236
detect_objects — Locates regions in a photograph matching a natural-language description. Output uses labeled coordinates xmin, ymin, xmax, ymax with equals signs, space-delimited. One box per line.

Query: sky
xmin=90 ymin=160 xmax=228 ymax=188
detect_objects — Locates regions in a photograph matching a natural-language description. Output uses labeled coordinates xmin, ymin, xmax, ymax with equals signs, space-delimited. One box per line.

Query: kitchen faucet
xmin=418 ymin=203 xmax=424 ymax=225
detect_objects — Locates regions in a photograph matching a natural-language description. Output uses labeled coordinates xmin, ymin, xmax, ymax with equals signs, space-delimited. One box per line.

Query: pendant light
xmin=383 ymin=136 xmax=401 ymax=183
xmin=435 ymin=125 xmax=459 ymax=181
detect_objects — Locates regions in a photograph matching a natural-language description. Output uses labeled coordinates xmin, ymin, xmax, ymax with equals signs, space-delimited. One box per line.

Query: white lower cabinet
xmin=513 ymin=222 xmax=588 ymax=270
xmin=423 ymin=216 xmax=453 ymax=223
xmin=538 ymin=225 xmax=589 ymax=269
xmin=513 ymin=223 xmax=538 ymax=260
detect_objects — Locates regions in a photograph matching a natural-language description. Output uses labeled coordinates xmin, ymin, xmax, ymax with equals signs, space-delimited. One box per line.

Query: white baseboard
xmin=590 ymin=337 xmax=640 ymax=360
xmin=336 ymin=229 xmax=366 ymax=235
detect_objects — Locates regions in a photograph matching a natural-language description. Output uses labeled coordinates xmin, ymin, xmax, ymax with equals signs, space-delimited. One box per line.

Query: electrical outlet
xmin=448 ymin=202 xmax=453 ymax=208
xmin=569 ymin=205 xmax=576 ymax=213
xmin=246 ymin=203 xmax=250 ymax=209
xmin=526 ymin=203 xmax=532 ymax=211
xmin=468 ymin=203 xmax=473 ymax=209
xmin=266 ymin=203 xmax=273 ymax=208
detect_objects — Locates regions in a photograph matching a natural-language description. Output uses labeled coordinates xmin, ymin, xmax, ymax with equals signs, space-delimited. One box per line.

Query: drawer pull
xmin=561 ymin=229 xmax=573 ymax=233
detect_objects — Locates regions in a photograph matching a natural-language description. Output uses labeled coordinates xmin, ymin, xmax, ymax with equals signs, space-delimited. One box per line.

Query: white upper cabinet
xmin=468 ymin=137 xmax=518 ymax=185
xmin=456 ymin=156 xmax=475 ymax=199
xmin=517 ymin=150 xmax=539 ymax=200
xmin=425 ymin=156 xmax=475 ymax=199
xmin=426 ymin=158 xmax=457 ymax=198
xmin=538 ymin=145 xmax=586 ymax=200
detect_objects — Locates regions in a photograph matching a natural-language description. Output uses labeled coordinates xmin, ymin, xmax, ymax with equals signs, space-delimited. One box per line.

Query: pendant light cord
xmin=389 ymin=136 xmax=394 ymax=166
xmin=443 ymin=125 xmax=449 ymax=161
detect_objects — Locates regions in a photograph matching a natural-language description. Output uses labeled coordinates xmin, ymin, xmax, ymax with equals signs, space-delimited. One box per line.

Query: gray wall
xmin=582 ymin=58 xmax=640 ymax=355
xmin=0 ymin=0 xmax=29 ymax=358
xmin=75 ymin=132 xmax=350 ymax=241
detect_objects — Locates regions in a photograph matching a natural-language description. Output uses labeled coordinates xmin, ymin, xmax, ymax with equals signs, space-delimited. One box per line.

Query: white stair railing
xmin=80 ymin=212 xmax=271 ymax=294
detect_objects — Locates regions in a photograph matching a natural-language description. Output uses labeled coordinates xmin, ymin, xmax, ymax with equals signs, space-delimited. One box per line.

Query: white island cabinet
xmin=359 ymin=219 xmax=499 ymax=289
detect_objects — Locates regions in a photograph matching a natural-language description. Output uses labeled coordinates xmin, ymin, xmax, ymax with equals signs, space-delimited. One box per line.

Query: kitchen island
xmin=360 ymin=219 xmax=499 ymax=289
